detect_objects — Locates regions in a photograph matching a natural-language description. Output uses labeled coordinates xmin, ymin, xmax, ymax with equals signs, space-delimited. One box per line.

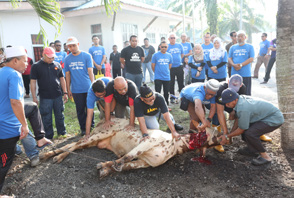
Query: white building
xmin=0 ymin=0 xmax=192 ymax=62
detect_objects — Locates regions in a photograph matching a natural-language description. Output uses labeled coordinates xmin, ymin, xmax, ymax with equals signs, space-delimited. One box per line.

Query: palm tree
xmin=9 ymin=0 xmax=120 ymax=45
xmin=218 ymin=1 xmax=269 ymax=43
xmin=276 ymin=0 xmax=294 ymax=150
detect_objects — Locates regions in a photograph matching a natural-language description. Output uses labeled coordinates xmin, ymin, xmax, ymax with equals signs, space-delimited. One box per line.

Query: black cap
xmin=140 ymin=84 xmax=153 ymax=98
xmin=221 ymin=88 xmax=239 ymax=104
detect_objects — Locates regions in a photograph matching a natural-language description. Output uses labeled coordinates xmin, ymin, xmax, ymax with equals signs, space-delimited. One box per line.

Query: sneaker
xmin=251 ymin=156 xmax=271 ymax=166
xmin=30 ymin=156 xmax=40 ymax=167
xmin=260 ymin=81 xmax=268 ymax=84
xmin=24 ymin=94 xmax=30 ymax=98
xmin=174 ymin=123 xmax=183 ymax=131
xmin=170 ymin=98 xmax=175 ymax=104
xmin=252 ymin=76 xmax=258 ymax=79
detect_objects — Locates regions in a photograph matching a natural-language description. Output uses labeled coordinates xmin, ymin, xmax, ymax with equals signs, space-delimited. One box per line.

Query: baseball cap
xmin=5 ymin=46 xmax=26 ymax=59
xmin=221 ymin=88 xmax=239 ymax=104
xmin=66 ymin=37 xmax=79 ymax=46
xmin=205 ymin=79 xmax=220 ymax=92
xmin=140 ymin=84 xmax=153 ymax=98
xmin=228 ymin=74 xmax=243 ymax=92
xmin=43 ymin=47 xmax=56 ymax=58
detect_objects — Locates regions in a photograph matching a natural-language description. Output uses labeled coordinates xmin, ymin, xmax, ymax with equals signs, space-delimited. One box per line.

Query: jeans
xmin=154 ymin=80 xmax=170 ymax=105
xmin=72 ymin=93 xmax=94 ymax=131
xmin=204 ymin=103 xmax=219 ymax=126
xmin=39 ymin=96 xmax=66 ymax=139
xmin=142 ymin=62 xmax=154 ymax=83
xmin=144 ymin=112 xmax=175 ymax=129
xmin=0 ymin=136 xmax=19 ymax=193
xmin=25 ymin=102 xmax=45 ymax=141
xmin=170 ymin=66 xmax=184 ymax=95
xmin=263 ymin=57 xmax=276 ymax=82
xmin=126 ymin=72 xmax=143 ymax=91
xmin=16 ymin=131 xmax=39 ymax=160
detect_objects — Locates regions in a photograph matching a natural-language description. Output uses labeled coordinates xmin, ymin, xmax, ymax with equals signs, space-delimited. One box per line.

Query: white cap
xmin=205 ymin=79 xmax=220 ymax=92
xmin=237 ymin=30 xmax=246 ymax=36
xmin=66 ymin=36 xmax=79 ymax=46
xmin=5 ymin=46 xmax=26 ymax=59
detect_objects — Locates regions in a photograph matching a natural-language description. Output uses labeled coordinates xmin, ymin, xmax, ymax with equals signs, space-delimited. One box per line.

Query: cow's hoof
xmin=96 ymin=163 xmax=103 ymax=170
xmin=99 ymin=167 xmax=111 ymax=179
xmin=53 ymin=156 xmax=63 ymax=164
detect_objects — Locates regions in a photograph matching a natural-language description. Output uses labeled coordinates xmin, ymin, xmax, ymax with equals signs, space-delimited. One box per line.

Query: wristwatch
xmin=207 ymin=117 xmax=212 ymax=122
xmin=142 ymin=133 xmax=149 ymax=138
xmin=240 ymin=63 xmax=243 ymax=67
xmin=63 ymin=92 xmax=68 ymax=95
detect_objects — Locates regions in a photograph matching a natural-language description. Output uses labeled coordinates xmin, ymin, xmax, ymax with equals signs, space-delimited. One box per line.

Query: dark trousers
xmin=243 ymin=77 xmax=252 ymax=95
xmin=122 ymin=67 xmax=126 ymax=78
xmin=112 ymin=68 xmax=121 ymax=78
xmin=241 ymin=121 xmax=281 ymax=153
xmin=0 ymin=136 xmax=19 ymax=192
xmin=228 ymin=66 xmax=232 ymax=78
xmin=170 ymin=66 xmax=184 ymax=95
xmin=72 ymin=93 xmax=94 ymax=131
xmin=264 ymin=57 xmax=276 ymax=82
xmin=24 ymin=102 xmax=45 ymax=141
xmin=191 ymin=78 xmax=205 ymax=83
xmin=22 ymin=74 xmax=30 ymax=95
xmin=93 ymin=68 xmax=105 ymax=76
xmin=155 ymin=80 xmax=170 ymax=105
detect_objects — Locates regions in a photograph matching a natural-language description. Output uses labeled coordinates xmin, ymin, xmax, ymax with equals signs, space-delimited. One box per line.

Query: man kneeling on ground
xmin=134 ymin=84 xmax=183 ymax=141
xmin=220 ymin=88 xmax=284 ymax=166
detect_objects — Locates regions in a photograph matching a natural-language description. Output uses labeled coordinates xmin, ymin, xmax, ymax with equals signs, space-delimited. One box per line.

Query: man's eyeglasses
xmin=170 ymin=37 xmax=176 ymax=39
xmin=55 ymin=45 xmax=62 ymax=47
xmin=161 ymin=46 xmax=167 ymax=48
xmin=261 ymin=36 xmax=265 ymax=37
xmin=232 ymin=35 xmax=237 ymax=37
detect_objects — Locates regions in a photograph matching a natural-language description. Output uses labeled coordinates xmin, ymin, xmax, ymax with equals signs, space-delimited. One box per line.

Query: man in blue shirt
xmin=180 ymin=79 xmax=220 ymax=132
xmin=152 ymin=41 xmax=173 ymax=105
xmin=181 ymin=33 xmax=193 ymax=59
xmin=84 ymin=77 xmax=113 ymax=141
xmin=54 ymin=40 xmax=67 ymax=70
xmin=64 ymin=37 xmax=95 ymax=135
xmin=220 ymin=88 xmax=284 ymax=166
xmin=0 ymin=46 xmax=29 ymax=193
xmin=202 ymin=32 xmax=214 ymax=80
xmin=89 ymin=35 xmax=106 ymax=76
xmin=253 ymin=33 xmax=271 ymax=78
xmin=261 ymin=38 xmax=277 ymax=84
xmin=228 ymin=30 xmax=255 ymax=95
xmin=167 ymin=32 xmax=184 ymax=103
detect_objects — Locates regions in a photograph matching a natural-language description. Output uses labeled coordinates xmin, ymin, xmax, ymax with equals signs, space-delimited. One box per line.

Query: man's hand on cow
xmin=124 ymin=124 xmax=135 ymax=131
xmin=218 ymin=135 xmax=228 ymax=145
xmin=82 ymin=134 xmax=91 ymax=142
xmin=197 ymin=120 xmax=210 ymax=132
xmin=172 ymin=132 xmax=181 ymax=141
xmin=103 ymin=120 xmax=114 ymax=129
xmin=140 ymin=133 xmax=150 ymax=143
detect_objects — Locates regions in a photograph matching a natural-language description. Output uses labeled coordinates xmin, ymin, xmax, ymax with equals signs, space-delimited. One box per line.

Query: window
xmin=146 ymin=33 xmax=156 ymax=44
xmin=31 ymin=34 xmax=44 ymax=62
xmin=91 ymin=24 xmax=103 ymax=45
xmin=121 ymin=23 xmax=138 ymax=43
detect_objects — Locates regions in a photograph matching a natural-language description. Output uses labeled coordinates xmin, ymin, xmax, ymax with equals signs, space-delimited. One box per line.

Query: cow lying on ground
xmin=41 ymin=118 xmax=221 ymax=178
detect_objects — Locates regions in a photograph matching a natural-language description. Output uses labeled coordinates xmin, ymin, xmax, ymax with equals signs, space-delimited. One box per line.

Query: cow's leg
xmin=40 ymin=142 xmax=76 ymax=160
xmin=52 ymin=139 xmax=100 ymax=163
xmin=99 ymin=159 xmax=149 ymax=178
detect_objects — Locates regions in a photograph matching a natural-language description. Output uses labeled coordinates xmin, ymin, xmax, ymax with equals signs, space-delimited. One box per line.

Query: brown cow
xmin=41 ymin=118 xmax=221 ymax=178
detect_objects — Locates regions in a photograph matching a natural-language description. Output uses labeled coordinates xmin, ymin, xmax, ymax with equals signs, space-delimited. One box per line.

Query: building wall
xmin=0 ymin=9 xmax=172 ymax=61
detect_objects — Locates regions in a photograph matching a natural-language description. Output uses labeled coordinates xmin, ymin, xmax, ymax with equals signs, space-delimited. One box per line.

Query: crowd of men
xmin=0 ymin=30 xmax=283 ymax=196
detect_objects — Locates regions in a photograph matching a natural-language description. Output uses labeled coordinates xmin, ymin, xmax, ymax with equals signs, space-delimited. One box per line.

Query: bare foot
xmin=37 ymin=137 xmax=53 ymax=148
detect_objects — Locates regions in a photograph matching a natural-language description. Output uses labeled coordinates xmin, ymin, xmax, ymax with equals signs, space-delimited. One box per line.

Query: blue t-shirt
xmin=259 ymin=40 xmax=270 ymax=56
xmin=205 ymin=50 xmax=228 ymax=79
xmin=180 ymin=83 xmax=215 ymax=105
xmin=87 ymin=77 xmax=112 ymax=109
xmin=182 ymin=42 xmax=192 ymax=56
xmin=64 ymin=51 xmax=93 ymax=93
xmin=55 ymin=51 xmax=67 ymax=64
xmin=167 ymin=43 xmax=184 ymax=68
xmin=0 ymin=67 xmax=24 ymax=139
xmin=228 ymin=44 xmax=255 ymax=77
xmin=201 ymin=43 xmax=213 ymax=70
xmin=89 ymin=46 xmax=106 ymax=69
xmin=151 ymin=51 xmax=173 ymax=81
xmin=188 ymin=55 xmax=205 ymax=80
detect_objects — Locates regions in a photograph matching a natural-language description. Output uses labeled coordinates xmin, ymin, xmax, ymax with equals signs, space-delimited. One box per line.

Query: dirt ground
xmin=2 ymin=109 xmax=294 ymax=198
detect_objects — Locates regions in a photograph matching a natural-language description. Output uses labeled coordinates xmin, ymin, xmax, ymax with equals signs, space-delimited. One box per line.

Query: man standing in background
xmin=142 ymin=38 xmax=155 ymax=83
xmin=202 ymin=32 xmax=214 ymax=80
xmin=54 ymin=40 xmax=67 ymax=72
xmin=89 ymin=35 xmax=106 ymax=76
xmin=253 ymin=33 xmax=270 ymax=79
xmin=109 ymin=45 xmax=121 ymax=78
xmin=225 ymin=31 xmax=237 ymax=77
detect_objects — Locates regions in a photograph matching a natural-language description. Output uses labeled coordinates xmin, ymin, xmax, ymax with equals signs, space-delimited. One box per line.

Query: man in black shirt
xmin=109 ymin=45 xmax=121 ymax=78
xmin=120 ymin=35 xmax=145 ymax=90
xmin=103 ymin=77 xmax=138 ymax=130
xmin=142 ymin=38 xmax=155 ymax=83
xmin=134 ymin=84 xmax=183 ymax=141
xmin=30 ymin=47 xmax=68 ymax=139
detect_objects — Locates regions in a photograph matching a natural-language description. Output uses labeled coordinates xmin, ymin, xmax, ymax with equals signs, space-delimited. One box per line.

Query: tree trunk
xmin=276 ymin=0 xmax=294 ymax=150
